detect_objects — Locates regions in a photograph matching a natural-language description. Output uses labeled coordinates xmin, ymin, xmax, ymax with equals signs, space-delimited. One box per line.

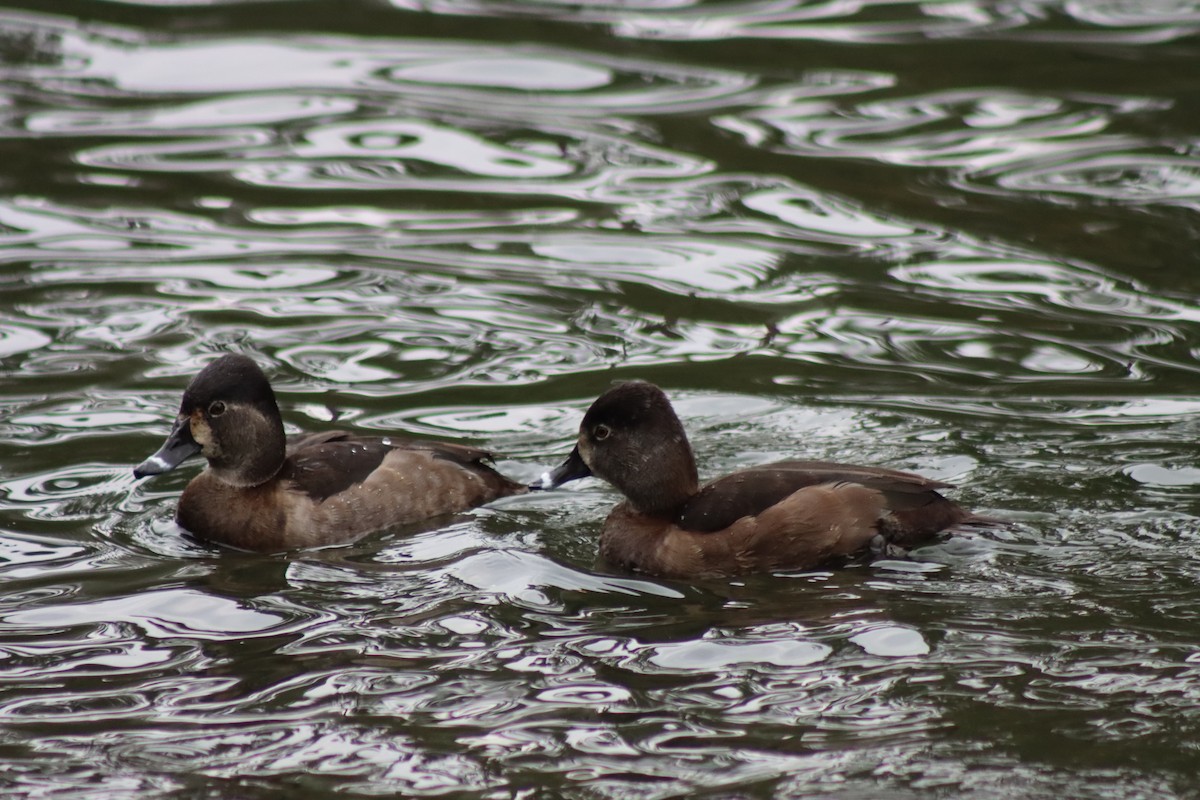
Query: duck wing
xmin=282 ymin=434 xmax=510 ymax=503
xmin=676 ymin=460 xmax=954 ymax=534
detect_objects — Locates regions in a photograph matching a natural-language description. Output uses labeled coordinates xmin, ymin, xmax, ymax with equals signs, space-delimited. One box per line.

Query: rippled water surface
xmin=2 ymin=0 xmax=1200 ymax=796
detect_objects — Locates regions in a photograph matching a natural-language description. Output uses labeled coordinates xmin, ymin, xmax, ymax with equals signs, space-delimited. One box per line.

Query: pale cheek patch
xmin=190 ymin=414 xmax=217 ymax=455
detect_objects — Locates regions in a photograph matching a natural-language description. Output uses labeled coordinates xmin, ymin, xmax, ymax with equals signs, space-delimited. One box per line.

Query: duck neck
xmin=621 ymin=432 xmax=699 ymax=517
xmin=210 ymin=410 xmax=286 ymax=489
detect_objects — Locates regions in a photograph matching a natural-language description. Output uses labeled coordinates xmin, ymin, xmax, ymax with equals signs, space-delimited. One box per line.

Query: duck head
xmin=134 ymin=353 xmax=286 ymax=488
xmin=540 ymin=381 xmax=699 ymax=516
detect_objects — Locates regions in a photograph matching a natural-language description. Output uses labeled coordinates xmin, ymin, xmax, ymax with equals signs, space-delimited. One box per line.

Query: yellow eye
xmin=208 ymin=401 xmax=226 ymax=417
xmin=593 ymin=424 xmax=611 ymax=441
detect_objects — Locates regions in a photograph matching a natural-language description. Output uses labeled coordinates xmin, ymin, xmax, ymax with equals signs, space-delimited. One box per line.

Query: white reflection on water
xmin=390 ymin=57 xmax=613 ymax=90
xmin=0 ymin=532 xmax=89 ymax=579
xmin=722 ymin=86 xmax=1198 ymax=210
xmin=9 ymin=16 xmax=756 ymax=116
xmin=646 ymin=637 xmax=832 ymax=670
xmin=997 ymin=154 xmax=1200 ymax=206
xmin=849 ymin=625 xmax=930 ymax=657
xmin=27 ymin=96 xmax=358 ymax=134
xmin=296 ymin=120 xmax=574 ymax=179
xmin=445 ymin=549 xmax=686 ymax=603
xmin=0 ymin=323 xmax=51 ymax=357
xmin=743 ymin=188 xmax=928 ymax=240
xmin=1125 ymin=463 xmax=1200 ymax=487
xmin=4 ymin=588 xmax=285 ymax=638
xmin=382 ymin=0 xmax=1200 ymax=46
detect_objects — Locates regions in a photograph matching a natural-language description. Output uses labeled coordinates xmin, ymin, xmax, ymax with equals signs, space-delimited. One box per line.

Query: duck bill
xmin=134 ymin=415 xmax=201 ymax=478
xmin=533 ymin=445 xmax=592 ymax=490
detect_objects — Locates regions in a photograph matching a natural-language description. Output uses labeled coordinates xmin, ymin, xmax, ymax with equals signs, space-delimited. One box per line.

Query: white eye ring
xmin=208 ymin=401 xmax=226 ymax=417
xmin=593 ymin=424 xmax=611 ymax=441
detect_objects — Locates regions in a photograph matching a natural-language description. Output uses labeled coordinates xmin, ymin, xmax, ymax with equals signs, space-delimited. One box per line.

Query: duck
xmin=537 ymin=381 xmax=981 ymax=579
xmin=133 ymin=353 xmax=526 ymax=552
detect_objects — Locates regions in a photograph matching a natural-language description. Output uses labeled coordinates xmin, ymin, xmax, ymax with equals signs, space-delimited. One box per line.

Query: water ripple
xmin=3 ymin=588 xmax=290 ymax=639
xmin=381 ymin=0 xmax=1200 ymax=45
xmin=721 ymin=88 xmax=1194 ymax=209
xmin=385 ymin=0 xmax=1029 ymax=43
xmin=724 ymin=89 xmax=1151 ymax=167
xmin=4 ymin=11 xmax=758 ymax=121
xmin=992 ymin=152 xmax=1200 ymax=207
xmin=1 ymin=464 xmax=134 ymax=521
xmin=0 ymin=12 xmax=749 ymax=110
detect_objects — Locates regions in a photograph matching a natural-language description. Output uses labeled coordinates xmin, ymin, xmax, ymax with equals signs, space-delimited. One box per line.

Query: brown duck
xmin=134 ymin=353 xmax=525 ymax=551
xmin=538 ymin=381 xmax=981 ymax=579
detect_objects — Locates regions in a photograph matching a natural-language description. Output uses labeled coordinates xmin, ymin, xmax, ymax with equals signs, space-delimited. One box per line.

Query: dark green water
xmin=2 ymin=1 xmax=1200 ymax=797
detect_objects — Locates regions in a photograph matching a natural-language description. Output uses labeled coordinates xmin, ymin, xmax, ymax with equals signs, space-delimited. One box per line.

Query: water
xmin=2 ymin=1 xmax=1200 ymax=796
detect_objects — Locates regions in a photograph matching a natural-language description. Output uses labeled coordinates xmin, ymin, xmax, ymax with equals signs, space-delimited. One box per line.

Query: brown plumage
xmin=134 ymin=353 xmax=525 ymax=552
xmin=538 ymin=381 xmax=979 ymax=579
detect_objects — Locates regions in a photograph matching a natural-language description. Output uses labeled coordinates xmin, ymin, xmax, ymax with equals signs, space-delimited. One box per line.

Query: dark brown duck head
xmin=540 ymin=381 xmax=699 ymax=516
xmin=134 ymin=353 xmax=286 ymax=488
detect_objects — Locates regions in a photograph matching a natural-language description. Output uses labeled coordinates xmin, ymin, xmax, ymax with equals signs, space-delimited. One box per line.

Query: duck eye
xmin=208 ymin=401 xmax=226 ymax=417
xmin=593 ymin=424 xmax=611 ymax=441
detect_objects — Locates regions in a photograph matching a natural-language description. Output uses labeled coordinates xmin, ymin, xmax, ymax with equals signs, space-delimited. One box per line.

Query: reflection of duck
xmin=134 ymin=353 xmax=525 ymax=552
xmin=539 ymin=381 xmax=980 ymax=579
